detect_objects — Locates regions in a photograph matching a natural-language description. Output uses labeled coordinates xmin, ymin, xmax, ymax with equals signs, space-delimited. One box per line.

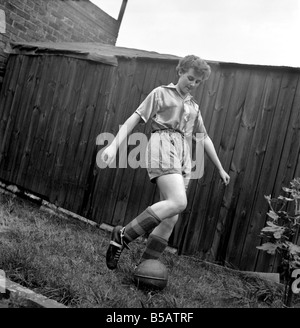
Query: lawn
xmin=0 ymin=189 xmax=298 ymax=308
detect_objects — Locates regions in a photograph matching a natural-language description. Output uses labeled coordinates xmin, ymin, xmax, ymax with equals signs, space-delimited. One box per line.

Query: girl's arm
xmin=101 ymin=112 xmax=141 ymax=166
xmin=204 ymin=136 xmax=230 ymax=185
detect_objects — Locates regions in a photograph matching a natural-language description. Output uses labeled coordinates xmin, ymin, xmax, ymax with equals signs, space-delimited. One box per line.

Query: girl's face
xmin=177 ymin=68 xmax=203 ymax=96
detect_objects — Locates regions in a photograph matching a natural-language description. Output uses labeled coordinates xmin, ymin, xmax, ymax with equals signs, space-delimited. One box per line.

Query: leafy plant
xmin=257 ymin=178 xmax=300 ymax=306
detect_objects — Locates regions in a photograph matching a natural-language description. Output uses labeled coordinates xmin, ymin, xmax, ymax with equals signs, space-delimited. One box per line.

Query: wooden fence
xmin=0 ymin=48 xmax=299 ymax=273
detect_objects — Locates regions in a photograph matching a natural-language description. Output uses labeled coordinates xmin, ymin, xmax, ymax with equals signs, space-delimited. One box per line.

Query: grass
xmin=0 ymin=190 xmax=298 ymax=308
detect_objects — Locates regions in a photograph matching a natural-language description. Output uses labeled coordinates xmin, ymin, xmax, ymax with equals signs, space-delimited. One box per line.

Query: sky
xmin=90 ymin=0 xmax=300 ymax=68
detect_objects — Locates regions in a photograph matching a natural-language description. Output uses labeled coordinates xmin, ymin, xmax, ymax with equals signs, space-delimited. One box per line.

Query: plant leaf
xmin=261 ymin=222 xmax=285 ymax=237
xmin=257 ymin=243 xmax=279 ymax=254
xmin=278 ymin=195 xmax=294 ymax=202
xmin=283 ymin=187 xmax=294 ymax=193
xmin=286 ymin=242 xmax=300 ymax=255
xmin=267 ymin=211 xmax=279 ymax=220
xmin=264 ymin=195 xmax=271 ymax=202
xmin=274 ymin=231 xmax=284 ymax=239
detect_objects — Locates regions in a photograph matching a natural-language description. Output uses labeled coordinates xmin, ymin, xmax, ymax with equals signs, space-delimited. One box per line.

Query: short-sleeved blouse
xmin=135 ymin=83 xmax=207 ymax=141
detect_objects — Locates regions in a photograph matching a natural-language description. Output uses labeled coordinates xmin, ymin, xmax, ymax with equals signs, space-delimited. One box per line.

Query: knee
xmin=171 ymin=197 xmax=187 ymax=214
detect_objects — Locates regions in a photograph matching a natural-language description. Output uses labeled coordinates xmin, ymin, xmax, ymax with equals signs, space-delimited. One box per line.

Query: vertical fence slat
xmin=47 ymin=58 xmax=87 ymax=205
xmin=23 ymin=55 xmax=62 ymax=194
xmin=0 ymin=55 xmax=19 ymax=144
xmin=111 ymin=59 xmax=150 ymax=225
xmin=16 ymin=56 xmax=48 ymax=187
xmin=68 ymin=64 xmax=112 ymax=215
xmin=80 ymin=65 xmax=116 ymax=220
xmin=224 ymin=69 xmax=269 ymax=267
xmin=196 ymin=66 xmax=236 ymax=259
xmin=94 ymin=58 xmax=138 ymax=225
xmin=210 ymin=67 xmax=251 ymax=264
xmin=255 ymin=75 xmax=300 ymax=273
xmin=32 ymin=56 xmax=66 ymax=196
xmin=10 ymin=57 xmax=42 ymax=183
xmin=240 ymin=72 xmax=300 ymax=271
xmin=0 ymin=56 xmax=29 ymax=180
xmin=57 ymin=61 xmax=100 ymax=211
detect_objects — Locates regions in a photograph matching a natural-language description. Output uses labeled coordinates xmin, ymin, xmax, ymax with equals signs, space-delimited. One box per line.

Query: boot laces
xmin=120 ymin=227 xmax=130 ymax=250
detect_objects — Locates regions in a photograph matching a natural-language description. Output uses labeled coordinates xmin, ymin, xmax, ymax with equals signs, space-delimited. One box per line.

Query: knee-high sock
xmin=141 ymin=234 xmax=168 ymax=261
xmin=124 ymin=207 xmax=161 ymax=242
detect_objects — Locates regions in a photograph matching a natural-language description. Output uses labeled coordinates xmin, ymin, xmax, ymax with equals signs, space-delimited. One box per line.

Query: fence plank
xmin=67 ymin=64 xmax=113 ymax=214
xmin=55 ymin=61 xmax=100 ymax=211
xmin=10 ymin=57 xmax=41 ymax=181
xmin=30 ymin=56 xmax=67 ymax=196
xmin=240 ymin=72 xmax=300 ymax=270
xmin=224 ymin=69 xmax=269 ymax=266
xmin=196 ymin=66 xmax=236 ymax=259
xmin=255 ymin=75 xmax=300 ymax=272
xmin=22 ymin=55 xmax=63 ymax=194
xmin=80 ymin=65 xmax=116 ymax=220
xmin=15 ymin=55 xmax=51 ymax=188
xmin=0 ymin=55 xmax=19 ymax=145
xmin=111 ymin=60 xmax=150 ymax=225
xmin=0 ymin=56 xmax=30 ymax=180
xmin=233 ymin=70 xmax=284 ymax=270
xmin=94 ymin=58 xmax=137 ymax=225
xmin=208 ymin=67 xmax=252 ymax=262
xmin=15 ymin=56 xmax=48 ymax=187
xmin=48 ymin=58 xmax=88 ymax=205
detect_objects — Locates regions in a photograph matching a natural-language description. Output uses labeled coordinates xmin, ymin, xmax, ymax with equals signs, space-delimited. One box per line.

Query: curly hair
xmin=176 ymin=55 xmax=211 ymax=81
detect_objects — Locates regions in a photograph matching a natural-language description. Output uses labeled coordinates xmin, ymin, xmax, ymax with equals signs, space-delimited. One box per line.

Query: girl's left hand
xmin=219 ymin=169 xmax=230 ymax=186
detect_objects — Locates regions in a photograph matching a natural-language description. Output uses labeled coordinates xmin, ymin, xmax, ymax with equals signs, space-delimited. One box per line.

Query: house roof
xmin=6 ymin=41 xmax=181 ymax=66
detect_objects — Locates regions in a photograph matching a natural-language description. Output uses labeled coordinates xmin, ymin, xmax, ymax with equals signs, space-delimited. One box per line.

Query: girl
xmin=101 ymin=55 xmax=230 ymax=270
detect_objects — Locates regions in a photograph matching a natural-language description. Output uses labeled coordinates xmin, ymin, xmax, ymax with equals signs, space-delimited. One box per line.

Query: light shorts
xmin=145 ymin=130 xmax=192 ymax=189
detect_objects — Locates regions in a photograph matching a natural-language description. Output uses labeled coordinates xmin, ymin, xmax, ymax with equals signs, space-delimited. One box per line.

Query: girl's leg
xmin=140 ymin=190 xmax=179 ymax=262
xmin=124 ymin=173 xmax=187 ymax=242
xmin=106 ymin=174 xmax=187 ymax=269
xmin=150 ymin=173 xmax=187 ymax=219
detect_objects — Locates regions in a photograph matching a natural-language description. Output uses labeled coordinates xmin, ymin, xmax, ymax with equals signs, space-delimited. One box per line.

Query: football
xmin=133 ymin=259 xmax=168 ymax=290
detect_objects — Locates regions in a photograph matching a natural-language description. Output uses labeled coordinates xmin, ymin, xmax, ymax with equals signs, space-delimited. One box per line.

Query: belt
xmin=152 ymin=128 xmax=184 ymax=137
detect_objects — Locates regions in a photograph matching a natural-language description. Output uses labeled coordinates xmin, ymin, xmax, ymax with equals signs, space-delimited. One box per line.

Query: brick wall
xmin=0 ymin=0 xmax=121 ymax=85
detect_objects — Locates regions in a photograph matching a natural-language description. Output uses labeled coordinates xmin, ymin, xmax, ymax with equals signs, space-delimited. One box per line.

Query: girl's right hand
xmin=101 ymin=145 xmax=117 ymax=166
